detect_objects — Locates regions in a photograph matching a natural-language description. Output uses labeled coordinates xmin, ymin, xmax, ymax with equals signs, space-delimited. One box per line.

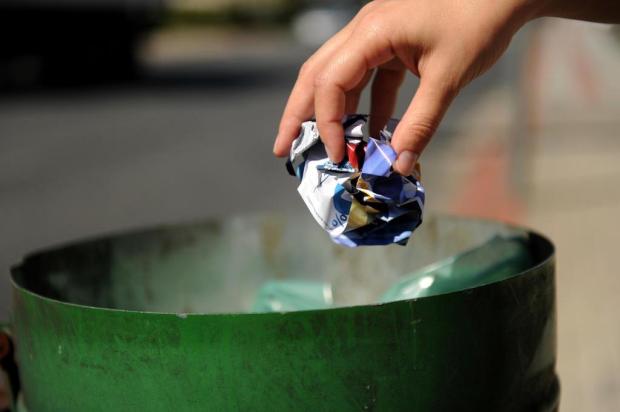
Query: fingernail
xmin=395 ymin=151 xmax=419 ymax=176
xmin=273 ymin=140 xmax=280 ymax=155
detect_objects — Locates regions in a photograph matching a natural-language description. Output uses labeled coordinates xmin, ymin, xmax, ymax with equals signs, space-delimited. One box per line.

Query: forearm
xmin=537 ymin=0 xmax=620 ymax=23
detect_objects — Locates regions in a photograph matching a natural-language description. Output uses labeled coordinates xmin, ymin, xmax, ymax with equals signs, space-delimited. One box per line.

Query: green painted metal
xmin=6 ymin=215 xmax=558 ymax=411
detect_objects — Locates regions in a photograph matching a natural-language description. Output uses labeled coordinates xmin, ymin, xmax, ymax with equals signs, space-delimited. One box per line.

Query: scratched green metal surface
xmin=8 ymin=216 xmax=559 ymax=411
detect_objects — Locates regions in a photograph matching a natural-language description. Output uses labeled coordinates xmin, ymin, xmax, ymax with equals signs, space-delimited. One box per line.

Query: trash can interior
xmin=12 ymin=215 xmax=552 ymax=314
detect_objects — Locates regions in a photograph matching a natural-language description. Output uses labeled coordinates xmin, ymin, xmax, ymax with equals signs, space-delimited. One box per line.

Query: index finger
xmin=274 ymin=7 xmax=374 ymax=158
xmin=314 ymin=32 xmax=395 ymax=162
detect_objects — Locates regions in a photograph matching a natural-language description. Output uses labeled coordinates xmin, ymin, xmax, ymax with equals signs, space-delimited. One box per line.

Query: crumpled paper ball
xmin=286 ymin=114 xmax=425 ymax=247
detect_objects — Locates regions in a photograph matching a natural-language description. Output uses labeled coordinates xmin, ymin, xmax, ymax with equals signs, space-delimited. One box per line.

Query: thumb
xmin=391 ymin=72 xmax=457 ymax=175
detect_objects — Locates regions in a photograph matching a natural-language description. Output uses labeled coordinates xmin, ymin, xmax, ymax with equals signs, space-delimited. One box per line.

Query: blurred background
xmin=1 ymin=0 xmax=619 ymax=410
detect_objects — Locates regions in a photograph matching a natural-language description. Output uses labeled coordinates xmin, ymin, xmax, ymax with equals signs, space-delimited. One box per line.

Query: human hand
xmin=273 ymin=0 xmax=541 ymax=175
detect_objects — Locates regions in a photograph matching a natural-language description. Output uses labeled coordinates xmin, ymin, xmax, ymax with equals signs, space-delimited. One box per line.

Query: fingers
xmin=314 ymin=36 xmax=395 ymax=162
xmin=313 ymin=49 xmax=370 ymax=162
xmin=369 ymin=67 xmax=406 ymax=136
xmin=275 ymin=2 xmax=396 ymax=160
xmin=313 ymin=75 xmax=348 ymax=162
xmin=391 ymin=71 xmax=458 ymax=175
xmin=345 ymin=69 xmax=374 ymax=115
xmin=273 ymin=24 xmax=357 ymax=158
xmin=276 ymin=2 xmax=412 ymax=164
xmin=274 ymin=6 xmax=377 ymax=158
xmin=273 ymin=76 xmax=315 ymax=157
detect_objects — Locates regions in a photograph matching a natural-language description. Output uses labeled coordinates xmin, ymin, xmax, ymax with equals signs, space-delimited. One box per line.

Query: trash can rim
xmin=9 ymin=214 xmax=555 ymax=317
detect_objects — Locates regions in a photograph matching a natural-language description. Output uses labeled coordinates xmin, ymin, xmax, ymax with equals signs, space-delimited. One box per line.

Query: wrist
xmin=507 ymin=0 xmax=551 ymax=27
xmin=527 ymin=0 xmax=620 ymax=23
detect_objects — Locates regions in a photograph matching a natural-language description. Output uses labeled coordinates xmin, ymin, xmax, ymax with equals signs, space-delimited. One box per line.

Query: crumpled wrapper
xmin=286 ymin=114 xmax=425 ymax=247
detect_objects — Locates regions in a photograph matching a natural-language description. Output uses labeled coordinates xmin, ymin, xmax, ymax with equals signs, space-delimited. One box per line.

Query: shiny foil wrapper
xmin=286 ymin=114 xmax=425 ymax=247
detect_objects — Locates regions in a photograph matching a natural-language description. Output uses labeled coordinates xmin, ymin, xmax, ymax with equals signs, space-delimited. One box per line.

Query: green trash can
xmin=0 ymin=215 xmax=558 ymax=411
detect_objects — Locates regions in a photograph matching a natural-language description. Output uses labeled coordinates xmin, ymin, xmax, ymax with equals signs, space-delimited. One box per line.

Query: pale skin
xmin=273 ymin=0 xmax=620 ymax=176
